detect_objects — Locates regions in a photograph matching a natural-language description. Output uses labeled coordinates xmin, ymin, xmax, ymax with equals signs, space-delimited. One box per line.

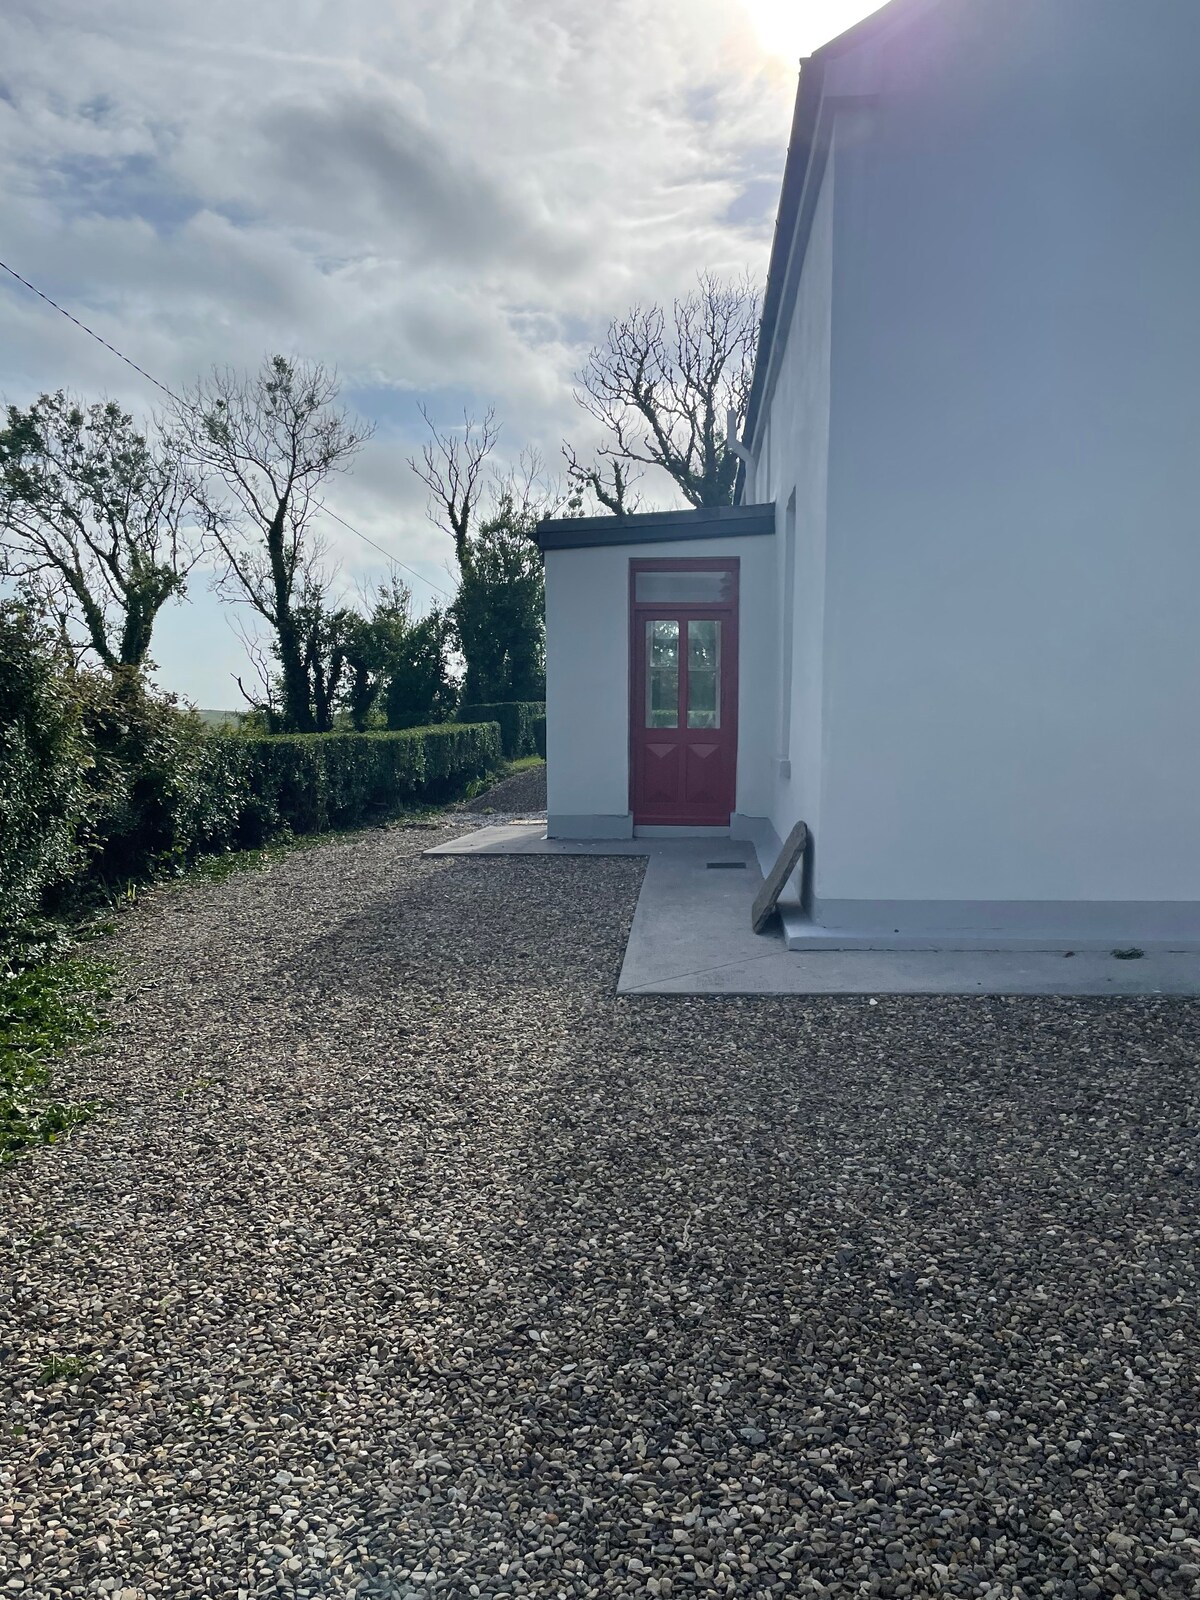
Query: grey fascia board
xmin=739 ymin=55 xmax=827 ymax=472
xmin=738 ymin=0 xmax=950 ymax=484
xmin=537 ymin=504 xmax=776 ymax=552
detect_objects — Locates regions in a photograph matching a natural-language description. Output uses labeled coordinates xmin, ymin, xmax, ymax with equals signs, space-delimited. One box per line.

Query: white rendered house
xmin=537 ymin=0 xmax=1200 ymax=951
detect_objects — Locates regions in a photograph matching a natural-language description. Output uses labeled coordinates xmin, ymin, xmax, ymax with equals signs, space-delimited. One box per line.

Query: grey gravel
xmin=458 ymin=764 xmax=546 ymax=817
xmin=2 ymin=810 xmax=1199 ymax=1598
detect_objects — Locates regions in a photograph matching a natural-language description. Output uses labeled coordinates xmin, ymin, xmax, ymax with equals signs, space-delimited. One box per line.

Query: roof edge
xmin=537 ymin=502 xmax=776 ymax=552
xmin=739 ymin=0 xmax=948 ymax=492
xmin=738 ymin=52 xmax=825 ymax=486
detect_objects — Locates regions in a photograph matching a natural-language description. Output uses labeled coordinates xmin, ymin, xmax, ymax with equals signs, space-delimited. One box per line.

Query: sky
xmin=0 ymin=0 xmax=884 ymax=707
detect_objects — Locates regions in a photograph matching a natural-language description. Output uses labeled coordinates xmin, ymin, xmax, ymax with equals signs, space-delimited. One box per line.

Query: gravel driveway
xmin=3 ymin=813 xmax=1199 ymax=1599
xmin=457 ymin=764 xmax=547 ymax=817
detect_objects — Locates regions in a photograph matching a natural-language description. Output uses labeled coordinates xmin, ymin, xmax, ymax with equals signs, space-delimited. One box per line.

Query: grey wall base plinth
xmin=730 ymin=813 xmax=782 ymax=876
xmin=727 ymin=816 xmax=1200 ymax=951
xmin=547 ymin=813 xmax=634 ymax=841
xmin=781 ymin=898 xmax=1200 ymax=953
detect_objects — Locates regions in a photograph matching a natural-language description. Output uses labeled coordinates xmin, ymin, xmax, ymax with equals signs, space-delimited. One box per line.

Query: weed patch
xmin=1 ymin=953 xmax=107 ymax=1162
xmin=38 ymin=1353 xmax=96 ymax=1385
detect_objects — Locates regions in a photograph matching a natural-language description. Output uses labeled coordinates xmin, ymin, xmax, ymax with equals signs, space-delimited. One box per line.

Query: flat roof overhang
xmin=536 ymin=502 xmax=776 ymax=553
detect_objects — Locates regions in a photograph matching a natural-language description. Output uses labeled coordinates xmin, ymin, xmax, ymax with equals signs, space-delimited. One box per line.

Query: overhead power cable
xmin=315 ymin=502 xmax=451 ymax=599
xmin=0 ymin=258 xmax=184 ymax=403
xmin=0 ymin=256 xmax=450 ymax=599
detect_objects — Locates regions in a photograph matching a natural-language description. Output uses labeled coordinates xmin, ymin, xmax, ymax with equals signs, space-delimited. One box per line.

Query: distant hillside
xmin=195 ymin=709 xmax=247 ymax=730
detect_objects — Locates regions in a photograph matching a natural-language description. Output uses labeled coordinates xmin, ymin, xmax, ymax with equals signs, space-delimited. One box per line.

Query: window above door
xmin=630 ymin=556 xmax=739 ymax=610
xmin=634 ymin=568 xmax=735 ymax=605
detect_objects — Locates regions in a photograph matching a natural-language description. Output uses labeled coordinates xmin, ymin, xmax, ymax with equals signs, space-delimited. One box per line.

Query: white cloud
xmin=0 ymin=0 xmax=880 ymax=703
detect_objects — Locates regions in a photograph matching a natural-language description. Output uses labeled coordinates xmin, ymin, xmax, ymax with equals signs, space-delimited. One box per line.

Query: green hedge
xmin=76 ymin=672 xmax=254 ymax=888
xmin=457 ymin=701 xmax=545 ymax=760
xmin=533 ymin=714 xmax=546 ymax=760
xmin=1 ymin=682 xmax=503 ymax=937
xmin=89 ymin=719 xmax=503 ymax=866
xmin=0 ymin=606 xmax=84 ymax=934
xmin=0 ymin=602 xmax=505 ymax=937
xmin=234 ymin=723 xmax=502 ymax=838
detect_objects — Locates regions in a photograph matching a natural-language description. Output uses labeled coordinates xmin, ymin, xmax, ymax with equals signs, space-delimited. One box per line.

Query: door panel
xmin=643 ymin=740 xmax=684 ymax=804
xmin=684 ymin=741 xmax=724 ymax=808
xmin=630 ymin=561 xmax=738 ymax=827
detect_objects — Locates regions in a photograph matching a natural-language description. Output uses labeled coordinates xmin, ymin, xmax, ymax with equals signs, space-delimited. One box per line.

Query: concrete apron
xmin=425 ymin=824 xmax=1200 ymax=996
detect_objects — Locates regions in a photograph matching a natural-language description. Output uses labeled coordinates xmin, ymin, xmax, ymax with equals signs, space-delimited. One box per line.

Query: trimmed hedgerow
xmin=457 ymin=701 xmax=545 ymax=760
xmin=75 ymin=718 xmax=504 ymax=873
xmin=74 ymin=672 xmax=257 ymax=890
xmin=2 ymin=678 xmax=502 ymax=927
xmin=533 ymin=714 xmax=546 ymax=760
xmin=234 ymin=722 xmax=503 ymax=838
xmin=0 ymin=605 xmax=84 ymax=936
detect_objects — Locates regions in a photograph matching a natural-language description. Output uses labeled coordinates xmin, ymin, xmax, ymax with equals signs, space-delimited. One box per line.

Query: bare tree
xmin=409 ymin=405 xmax=499 ymax=563
xmin=230 ymin=614 xmax=281 ymax=728
xmin=174 ymin=355 xmax=371 ymax=733
xmin=561 ymin=445 xmax=641 ymax=518
xmin=0 ymin=392 xmax=202 ymax=671
xmin=491 ymin=444 xmax=566 ymax=524
xmin=231 ymin=574 xmax=356 ymax=735
xmin=573 ymin=271 xmax=760 ymax=509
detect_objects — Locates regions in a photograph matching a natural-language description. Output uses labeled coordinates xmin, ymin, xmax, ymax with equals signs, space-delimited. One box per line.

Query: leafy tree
xmin=174 ymin=355 xmax=371 ymax=733
xmin=234 ymin=573 xmax=457 ymax=734
xmin=572 ymin=271 xmax=760 ymax=508
xmin=230 ymin=580 xmax=354 ymax=735
xmin=340 ymin=577 xmax=418 ymax=731
xmin=561 ymin=448 xmax=641 ymax=518
xmin=383 ymin=606 xmax=457 ymax=730
xmin=0 ymin=392 xmax=200 ymax=670
xmin=409 ymin=411 xmax=555 ymax=708
xmin=295 ymin=583 xmax=352 ymax=734
xmin=452 ymin=494 xmax=545 ymax=705
xmin=341 ymin=611 xmax=383 ymax=733
xmin=304 ymin=575 xmax=457 ymax=732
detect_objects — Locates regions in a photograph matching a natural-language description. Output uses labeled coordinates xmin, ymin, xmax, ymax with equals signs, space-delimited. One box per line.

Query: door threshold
xmin=633 ymin=825 xmax=732 ymax=838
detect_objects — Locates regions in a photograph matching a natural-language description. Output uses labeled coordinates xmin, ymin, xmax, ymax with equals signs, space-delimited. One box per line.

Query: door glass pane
xmin=687 ymin=619 xmax=721 ymax=729
xmin=645 ymin=620 xmax=679 ymax=728
xmin=636 ymin=570 xmax=733 ymax=605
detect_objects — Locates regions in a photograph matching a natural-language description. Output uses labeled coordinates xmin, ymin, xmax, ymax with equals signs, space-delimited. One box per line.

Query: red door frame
xmin=628 ymin=557 xmax=740 ymax=826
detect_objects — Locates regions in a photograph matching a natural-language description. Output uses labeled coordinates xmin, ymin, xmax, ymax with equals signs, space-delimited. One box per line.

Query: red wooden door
xmin=630 ymin=559 xmax=738 ymax=827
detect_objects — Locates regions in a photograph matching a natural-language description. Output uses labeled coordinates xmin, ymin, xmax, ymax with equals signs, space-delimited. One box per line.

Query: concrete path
xmin=429 ymin=823 xmax=1200 ymax=995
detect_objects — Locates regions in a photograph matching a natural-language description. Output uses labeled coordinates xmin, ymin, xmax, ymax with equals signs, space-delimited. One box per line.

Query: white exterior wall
xmin=544 ymin=536 xmax=776 ymax=834
xmin=748 ymin=144 xmax=836 ymax=876
xmin=756 ymin=0 xmax=1200 ymax=929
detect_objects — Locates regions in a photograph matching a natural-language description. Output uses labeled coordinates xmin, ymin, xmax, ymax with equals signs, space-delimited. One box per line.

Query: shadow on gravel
xmin=458 ymin=763 xmax=548 ymax=815
xmin=5 ymin=831 xmax=1199 ymax=1599
xmin=279 ymin=845 xmax=1200 ymax=1598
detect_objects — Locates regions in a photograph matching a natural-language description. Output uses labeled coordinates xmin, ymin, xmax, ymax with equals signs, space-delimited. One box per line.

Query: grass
xmin=187 ymin=832 xmax=323 ymax=884
xmin=507 ymin=755 xmax=546 ymax=774
xmin=0 ymin=943 xmax=107 ymax=1162
xmin=194 ymin=708 xmax=247 ymax=730
xmin=38 ymin=1352 xmax=95 ymax=1385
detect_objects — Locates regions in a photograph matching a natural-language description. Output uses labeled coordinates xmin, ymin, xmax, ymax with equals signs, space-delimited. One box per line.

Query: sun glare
xmin=740 ymin=0 xmax=889 ymax=63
